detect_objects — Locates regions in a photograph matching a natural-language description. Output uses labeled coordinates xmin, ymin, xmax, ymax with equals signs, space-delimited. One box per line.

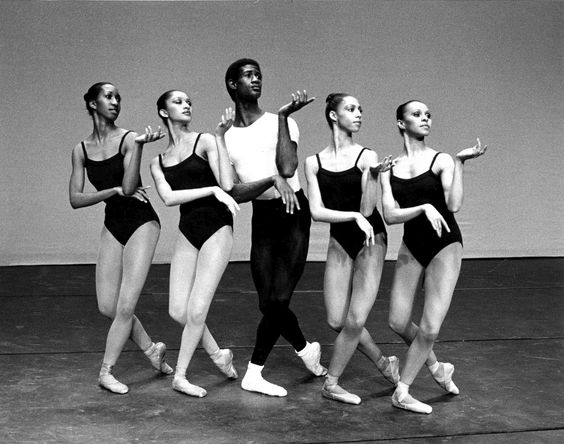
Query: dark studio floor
xmin=0 ymin=258 xmax=562 ymax=443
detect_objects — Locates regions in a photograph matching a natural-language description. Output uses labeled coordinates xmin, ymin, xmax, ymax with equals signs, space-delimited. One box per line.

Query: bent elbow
xmin=383 ymin=212 xmax=398 ymax=225
xmin=221 ymin=182 xmax=234 ymax=193
xmin=69 ymin=195 xmax=81 ymax=209
xmin=360 ymin=205 xmax=375 ymax=218
xmin=161 ymin=195 xmax=175 ymax=207
xmin=278 ymin=167 xmax=297 ymax=178
xmin=309 ymin=207 xmax=325 ymax=222
xmin=447 ymin=199 xmax=462 ymax=213
xmin=277 ymin=160 xmax=298 ymax=178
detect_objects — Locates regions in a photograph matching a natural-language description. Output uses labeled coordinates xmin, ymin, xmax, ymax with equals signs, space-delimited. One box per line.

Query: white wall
xmin=1 ymin=0 xmax=562 ymax=265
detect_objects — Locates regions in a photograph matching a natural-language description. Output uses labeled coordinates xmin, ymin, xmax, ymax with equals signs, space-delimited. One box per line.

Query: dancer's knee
xmin=326 ymin=316 xmax=344 ymax=333
xmin=343 ymin=313 xmax=366 ymax=336
xmin=418 ymin=324 xmax=440 ymax=343
xmin=169 ymin=306 xmax=186 ymax=325
xmin=259 ymin=298 xmax=289 ymax=316
xmin=98 ymin=304 xmax=115 ymax=319
xmin=186 ymin=306 xmax=207 ymax=327
xmin=388 ymin=314 xmax=410 ymax=336
xmin=115 ymin=300 xmax=136 ymax=320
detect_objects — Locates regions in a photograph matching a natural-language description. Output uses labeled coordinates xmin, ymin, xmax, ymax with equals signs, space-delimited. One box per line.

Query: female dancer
xmin=381 ymin=100 xmax=487 ymax=413
xmin=150 ymin=90 xmax=240 ymax=397
xmin=69 ymin=82 xmax=173 ymax=394
xmin=304 ymin=93 xmax=399 ymax=405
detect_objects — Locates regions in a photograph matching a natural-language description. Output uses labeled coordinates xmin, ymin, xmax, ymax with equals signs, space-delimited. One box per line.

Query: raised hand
xmin=423 ymin=204 xmax=450 ymax=237
xmin=278 ymin=90 xmax=315 ymax=117
xmin=213 ymin=187 xmax=240 ymax=217
xmin=135 ymin=126 xmax=166 ymax=145
xmin=370 ymin=155 xmax=394 ymax=177
xmin=215 ymin=107 xmax=235 ymax=137
xmin=456 ymin=137 xmax=488 ymax=162
xmin=273 ymin=175 xmax=300 ymax=214
xmin=355 ymin=213 xmax=375 ymax=247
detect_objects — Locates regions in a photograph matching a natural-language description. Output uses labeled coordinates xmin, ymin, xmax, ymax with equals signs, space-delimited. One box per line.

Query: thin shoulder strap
xmin=354 ymin=147 xmax=369 ymax=168
xmin=315 ymin=153 xmax=322 ymax=169
xmin=80 ymin=141 xmax=88 ymax=160
xmin=118 ymin=130 xmax=132 ymax=155
xmin=158 ymin=154 xmax=164 ymax=169
xmin=429 ymin=152 xmax=442 ymax=170
xmin=192 ymin=133 xmax=202 ymax=154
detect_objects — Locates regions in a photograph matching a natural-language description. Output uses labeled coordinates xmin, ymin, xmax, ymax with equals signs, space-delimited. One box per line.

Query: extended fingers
xmin=381 ymin=155 xmax=394 ymax=171
xmin=228 ymin=202 xmax=239 ymax=217
xmin=226 ymin=106 xmax=235 ymax=121
xmin=291 ymin=90 xmax=315 ymax=107
xmin=284 ymin=191 xmax=300 ymax=214
xmin=366 ymin=227 xmax=375 ymax=246
xmin=441 ymin=218 xmax=450 ymax=233
xmin=138 ymin=189 xmax=150 ymax=199
xmin=143 ymin=125 xmax=165 ymax=142
xmin=155 ymin=127 xmax=165 ymax=140
xmin=133 ymin=191 xmax=148 ymax=203
xmin=286 ymin=191 xmax=295 ymax=214
xmin=292 ymin=192 xmax=301 ymax=211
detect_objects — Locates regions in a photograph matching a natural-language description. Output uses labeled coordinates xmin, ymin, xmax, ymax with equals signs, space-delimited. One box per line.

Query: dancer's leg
xmin=170 ymin=227 xmax=234 ymax=397
xmin=102 ymin=222 xmax=159 ymax=366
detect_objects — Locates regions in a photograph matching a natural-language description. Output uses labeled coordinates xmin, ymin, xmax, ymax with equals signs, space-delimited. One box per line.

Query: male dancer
xmin=224 ymin=58 xmax=326 ymax=397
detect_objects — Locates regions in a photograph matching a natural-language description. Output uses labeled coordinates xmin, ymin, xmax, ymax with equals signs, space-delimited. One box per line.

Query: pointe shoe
xmin=99 ymin=371 xmax=129 ymax=394
xmin=241 ymin=363 xmax=287 ymax=397
xmin=172 ymin=377 xmax=207 ymax=398
xmin=296 ymin=342 xmax=327 ymax=376
xmin=391 ymin=389 xmax=432 ymax=414
xmin=321 ymin=382 xmax=361 ymax=405
xmin=379 ymin=356 xmax=400 ymax=385
xmin=430 ymin=362 xmax=459 ymax=395
xmin=146 ymin=342 xmax=174 ymax=375
xmin=210 ymin=349 xmax=238 ymax=379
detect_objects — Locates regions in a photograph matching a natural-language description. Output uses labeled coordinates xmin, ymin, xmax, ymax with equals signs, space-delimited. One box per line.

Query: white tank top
xmin=225 ymin=112 xmax=301 ymax=200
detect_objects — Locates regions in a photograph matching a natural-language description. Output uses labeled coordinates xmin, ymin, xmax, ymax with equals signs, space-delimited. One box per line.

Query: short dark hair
xmin=83 ymin=82 xmax=113 ymax=115
xmin=224 ymin=58 xmax=261 ymax=101
xmin=325 ymin=93 xmax=351 ymax=128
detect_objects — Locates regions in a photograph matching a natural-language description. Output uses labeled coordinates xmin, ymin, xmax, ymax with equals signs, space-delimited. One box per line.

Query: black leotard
xmin=390 ymin=152 xmax=462 ymax=267
xmin=316 ymin=148 xmax=387 ymax=259
xmin=159 ymin=133 xmax=233 ymax=250
xmin=82 ymin=131 xmax=159 ymax=246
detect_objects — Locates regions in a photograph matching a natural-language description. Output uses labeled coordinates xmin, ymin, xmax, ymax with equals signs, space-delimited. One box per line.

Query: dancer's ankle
xmin=427 ymin=361 xmax=440 ymax=373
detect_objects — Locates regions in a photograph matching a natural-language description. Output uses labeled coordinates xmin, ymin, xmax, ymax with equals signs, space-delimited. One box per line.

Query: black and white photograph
xmin=1 ymin=0 xmax=562 ymax=442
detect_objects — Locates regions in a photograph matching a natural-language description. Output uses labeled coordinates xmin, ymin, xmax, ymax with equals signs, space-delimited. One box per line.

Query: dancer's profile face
xmin=398 ymin=101 xmax=432 ymax=137
xmin=163 ymin=91 xmax=192 ymax=123
xmin=235 ymin=64 xmax=262 ymax=100
xmin=333 ymin=96 xmax=362 ymax=133
xmin=93 ymin=84 xmax=121 ymax=120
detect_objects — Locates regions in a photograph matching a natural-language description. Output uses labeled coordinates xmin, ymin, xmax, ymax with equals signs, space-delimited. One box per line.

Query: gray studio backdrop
xmin=1 ymin=0 xmax=562 ymax=265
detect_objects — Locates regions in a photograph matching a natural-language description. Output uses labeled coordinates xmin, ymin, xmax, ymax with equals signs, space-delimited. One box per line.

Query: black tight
xmin=250 ymin=190 xmax=310 ymax=365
